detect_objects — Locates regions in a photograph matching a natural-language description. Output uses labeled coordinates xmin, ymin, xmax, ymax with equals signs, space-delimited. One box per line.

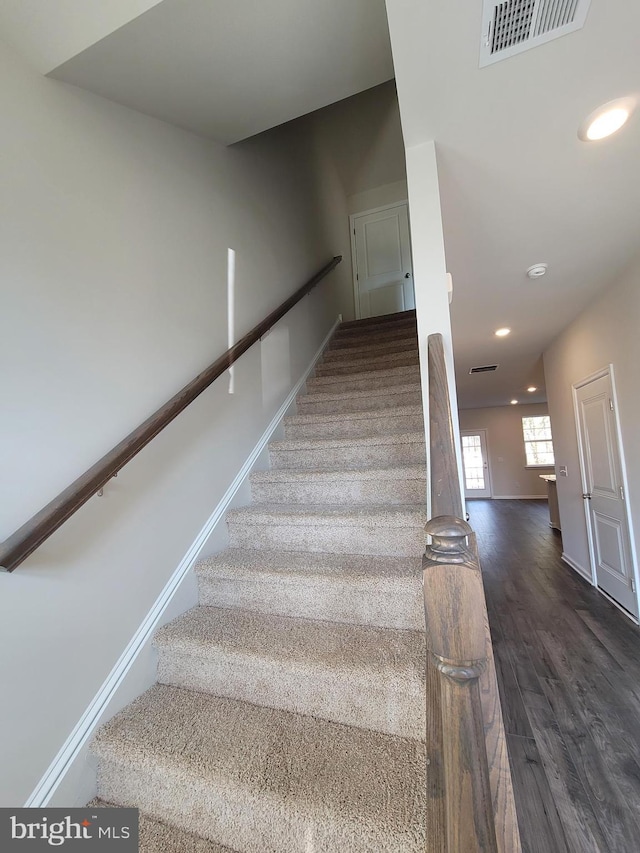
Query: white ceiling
xmin=389 ymin=0 xmax=640 ymax=408
xmin=0 ymin=0 xmax=163 ymax=73
xmin=45 ymin=0 xmax=394 ymax=144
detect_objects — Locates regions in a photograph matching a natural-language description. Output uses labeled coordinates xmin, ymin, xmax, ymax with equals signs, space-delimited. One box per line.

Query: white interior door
xmin=461 ymin=430 xmax=492 ymax=499
xmin=352 ymin=203 xmax=414 ymax=319
xmin=575 ymin=370 xmax=638 ymax=617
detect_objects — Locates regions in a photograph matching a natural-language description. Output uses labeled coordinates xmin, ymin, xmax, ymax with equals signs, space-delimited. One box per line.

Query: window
xmin=461 ymin=433 xmax=486 ymax=490
xmin=522 ymin=416 xmax=555 ymax=466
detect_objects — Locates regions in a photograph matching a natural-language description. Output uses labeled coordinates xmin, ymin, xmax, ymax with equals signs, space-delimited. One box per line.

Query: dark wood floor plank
xmin=471 ymin=498 xmax=640 ymax=853
xmin=505 ymin=734 xmax=570 ymax=853
xmin=539 ymin=674 xmax=640 ymax=852
xmin=492 ymin=635 xmax=535 ymax=739
xmin=519 ymin=687 xmax=609 ymax=853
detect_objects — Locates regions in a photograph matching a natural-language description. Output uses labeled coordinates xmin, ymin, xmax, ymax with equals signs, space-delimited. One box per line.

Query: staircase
xmin=91 ymin=310 xmax=429 ymax=852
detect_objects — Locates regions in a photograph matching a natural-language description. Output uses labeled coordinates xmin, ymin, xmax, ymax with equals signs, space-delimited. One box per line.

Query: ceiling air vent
xmin=469 ymin=364 xmax=499 ymax=374
xmin=479 ymin=0 xmax=591 ymax=67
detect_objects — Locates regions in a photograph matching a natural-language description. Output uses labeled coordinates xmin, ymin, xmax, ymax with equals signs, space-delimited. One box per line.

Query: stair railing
xmin=0 ymin=256 xmax=342 ymax=573
xmin=425 ymin=333 xmax=521 ymax=853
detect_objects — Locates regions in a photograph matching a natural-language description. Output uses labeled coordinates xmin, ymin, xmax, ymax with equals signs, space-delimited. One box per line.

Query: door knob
xmin=404 ymin=273 xmax=411 ymax=278
xmin=582 ymin=493 xmax=592 ymax=500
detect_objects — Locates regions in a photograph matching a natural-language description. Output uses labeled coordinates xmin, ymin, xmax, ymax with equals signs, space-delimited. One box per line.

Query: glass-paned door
xmin=461 ymin=430 xmax=492 ymax=499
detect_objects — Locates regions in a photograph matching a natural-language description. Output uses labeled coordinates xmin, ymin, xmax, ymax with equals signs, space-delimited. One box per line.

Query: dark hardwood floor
xmin=470 ymin=499 xmax=640 ymax=853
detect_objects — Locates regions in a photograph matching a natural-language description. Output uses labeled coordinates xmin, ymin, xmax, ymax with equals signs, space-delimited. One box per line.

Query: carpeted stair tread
xmin=252 ymin=464 xmax=425 ymax=481
xmin=297 ymin=384 xmax=421 ymax=415
xmin=227 ymin=503 xmax=427 ymax=527
xmin=268 ymin=433 xmax=426 ymax=470
xmin=282 ymin=413 xmax=424 ymax=440
xmin=197 ymin=547 xmax=422 ymax=580
xmin=270 ymin=431 xmax=425 ymax=454
xmin=156 ymin=605 xmax=423 ymax=674
xmin=90 ymin=801 xmax=236 ymax=853
xmin=154 ymin=606 xmax=425 ymax=737
xmin=338 ymin=308 xmax=416 ymax=329
xmin=299 ymin=382 xmax=421 ymax=405
xmin=93 ymin=685 xmax=426 ymax=853
xmin=250 ymin=465 xmax=426 ymax=506
xmin=330 ymin=330 xmax=418 ymax=351
xmin=335 ymin=319 xmax=417 ymax=340
xmin=322 ymin=337 xmax=418 ymax=360
xmin=307 ymin=364 xmax=419 ymax=392
xmin=226 ymin=504 xmax=427 ymax=556
xmin=284 ymin=404 xmax=423 ymax=428
xmin=196 ymin=548 xmax=423 ymax=630
xmin=314 ymin=349 xmax=419 ymax=376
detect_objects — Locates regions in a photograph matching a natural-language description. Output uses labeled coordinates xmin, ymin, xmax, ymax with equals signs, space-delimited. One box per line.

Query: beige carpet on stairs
xmin=91 ymin=309 xmax=428 ymax=852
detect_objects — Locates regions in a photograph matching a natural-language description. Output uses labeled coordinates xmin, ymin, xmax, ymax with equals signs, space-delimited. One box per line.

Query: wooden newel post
xmin=423 ymin=516 xmax=498 ymax=853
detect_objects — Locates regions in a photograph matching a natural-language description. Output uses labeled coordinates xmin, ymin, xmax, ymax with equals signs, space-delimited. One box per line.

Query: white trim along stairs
xmin=90 ymin=310 xmax=429 ymax=852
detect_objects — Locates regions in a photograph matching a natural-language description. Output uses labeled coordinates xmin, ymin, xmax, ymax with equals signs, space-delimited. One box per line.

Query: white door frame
xmin=572 ymin=364 xmax=640 ymax=619
xmin=349 ymin=200 xmax=410 ymax=320
xmin=460 ymin=428 xmax=493 ymax=499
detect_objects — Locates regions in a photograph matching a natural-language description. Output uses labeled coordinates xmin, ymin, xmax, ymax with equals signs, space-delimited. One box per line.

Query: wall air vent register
xmin=469 ymin=364 xmax=499 ymax=374
xmin=480 ymin=0 xmax=592 ymax=67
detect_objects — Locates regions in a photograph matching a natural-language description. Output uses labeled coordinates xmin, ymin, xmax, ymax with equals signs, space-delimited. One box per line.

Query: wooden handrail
xmin=428 ymin=334 xmax=463 ymax=519
xmin=0 ymin=256 xmax=342 ymax=573
xmin=425 ymin=333 xmax=521 ymax=853
xmin=423 ymin=517 xmax=497 ymax=853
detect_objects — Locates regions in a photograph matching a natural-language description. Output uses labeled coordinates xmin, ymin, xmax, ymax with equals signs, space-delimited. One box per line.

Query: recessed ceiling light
xmin=527 ymin=386 xmax=537 ymax=393
xmin=578 ymin=97 xmax=636 ymax=142
xmin=527 ymin=264 xmax=547 ymax=279
xmin=510 ymin=399 xmax=519 ymax=405
xmin=495 ymin=327 xmax=511 ymax=337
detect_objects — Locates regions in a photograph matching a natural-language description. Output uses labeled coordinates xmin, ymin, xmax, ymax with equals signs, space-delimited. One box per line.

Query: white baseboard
xmin=490 ymin=495 xmax=548 ymax=500
xmin=562 ymin=552 xmax=592 ymax=582
xmin=24 ymin=315 xmax=341 ymax=808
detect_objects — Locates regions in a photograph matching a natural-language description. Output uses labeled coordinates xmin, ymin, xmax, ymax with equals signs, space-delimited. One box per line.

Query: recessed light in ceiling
xmin=578 ymin=97 xmax=636 ymax=142
xmin=510 ymin=399 xmax=519 ymax=405
xmin=527 ymin=264 xmax=547 ymax=279
xmin=527 ymin=386 xmax=537 ymax=392
xmin=495 ymin=327 xmax=511 ymax=337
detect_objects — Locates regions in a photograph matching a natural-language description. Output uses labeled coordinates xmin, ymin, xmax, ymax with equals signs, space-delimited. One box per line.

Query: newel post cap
xmin=424 ymin=515 xmax=473 ymax=564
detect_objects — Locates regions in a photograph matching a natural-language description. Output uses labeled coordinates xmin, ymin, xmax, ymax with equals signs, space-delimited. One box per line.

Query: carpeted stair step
xmin=314 ymin=348 xmax=419 ymax=377
xmin=226 ymin=504 xmax=427 ymax=556
xmin=92 ymin=685 xmax=426 ymax=853
xmin=335 ymin=315 xmax=417 ymax=339
xmin=327 ymin=334 xmax=418 ymax=358
xmin=329 ymin=328 xmax=417 ymax=352
xmin=296 ymin=383 xmax=422 ymax=415
xmin=196 ymin=548 xmax=423 ymax=630
xmin=306 ymin=364 xmax=420 ymax=393
xmin=90 ymin=800 xmax=235 ymax=853
xmin=250 ymin=465 xmax=426 ymax=505
xmin=269 ymin=431 xmax=426 ymax=469
xmin=155 ymin=606 xmax=425 ymax=738
xmin=339 ymin=308 xmax=416 ymax=329
xmin=322 ymin=336 xmax=418 ymax=361
xmin=283 ymin=405 xmax=424 ymax=440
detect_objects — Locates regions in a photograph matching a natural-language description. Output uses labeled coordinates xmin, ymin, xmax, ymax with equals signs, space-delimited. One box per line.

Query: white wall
xmin=0 ymin=40 xmax=347 ymax=807
xmin=347 ymin=179 xmax=408 ymax=217
xmin=544 ymin=253 xmax=640 ymax=584
xmin=458 ymin=403 xmax=553 ymax=499
xmin=301 ymin=80 xmax=408 ymax=320
xmin=403 ymin=143 xmax=463 ymax=514
xmin=383 ymin=0 xmax=464 ymax=511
